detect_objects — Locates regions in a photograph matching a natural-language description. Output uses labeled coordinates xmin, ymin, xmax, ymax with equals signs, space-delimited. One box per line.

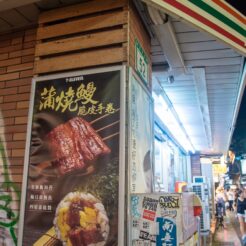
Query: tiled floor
xmin=212 ymin=211 xmax=242 ymax=246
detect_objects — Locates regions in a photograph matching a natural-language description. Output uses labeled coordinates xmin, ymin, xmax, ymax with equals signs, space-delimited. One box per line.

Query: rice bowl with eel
xmin=54 ymin=192 xmax=109 ymax=246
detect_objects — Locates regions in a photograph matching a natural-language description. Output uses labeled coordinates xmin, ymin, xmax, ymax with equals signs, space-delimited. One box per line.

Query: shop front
xmin=0 ymin=0 xmax=244 ymax=245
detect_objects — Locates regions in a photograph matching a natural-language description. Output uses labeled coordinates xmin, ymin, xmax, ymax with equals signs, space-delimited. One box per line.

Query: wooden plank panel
xmin=36 ymin=28 xmax=127 ymax=56
xmin=35 ymin=47 xmax=127 ymax=74
xmin=208 ymin=89 xmax=237 ymax=94
xmin=164 ymin=85 xmax=194 ymax=90
xmin=151 ymin=54 xmax=166 ymax=63
xmin=151 ymin=45 xmax=163 ymax=53
xmin=172 ymin=20 xmax=197 ymax=33
xmin=205 ymin=65 xmax=241 ymax=73
xmin=207 ymin=78 xmax=239 ymax=84
xmin=176 ymin=31 xmax=214 ymax=43
xmin=185 ymin=57 xmax=242 ymax=66
xmin=151 ymin=38 xmax=160 ymax=46
xmin=179 ymin=41 xmax=228 ymax=52
xmin=39 ymin=0 xmax=127 ymax=24
xmin=159 ymin=80 xmax=194 ymax=87
xmin=209 ymin=97 xmax=235 ymax=101
xmin=183 ymin=49 xmax=239 ymax=60
xmin=37 ymin=11 xmax=128 ymax=40
xmin=206 ymin=73 xmax=239 ymax=80
xmin=207 ymin=85 xmax=237 ymax=93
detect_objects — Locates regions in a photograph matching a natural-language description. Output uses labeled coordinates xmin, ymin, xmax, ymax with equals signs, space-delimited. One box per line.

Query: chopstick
xmin=96 ymin=120 xmax=120 ymax=133
xmin=90 ymin=108 xmax=120 ymax=124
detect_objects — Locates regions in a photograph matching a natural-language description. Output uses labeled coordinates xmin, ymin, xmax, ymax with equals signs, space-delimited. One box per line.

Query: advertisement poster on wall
xmin=131 ymin=193 xmax=180 ymax=246
xmin=130 ymin=193 xmax=197 ymax=245
xmin=128 ymin=68 xmax=154 ymax=194
xmin=18 ymin=66 xmax=126 ymax=246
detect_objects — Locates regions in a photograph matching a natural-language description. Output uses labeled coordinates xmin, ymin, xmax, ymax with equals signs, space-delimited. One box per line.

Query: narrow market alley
xmin=212 ymin=211 xmax=243 ymax=246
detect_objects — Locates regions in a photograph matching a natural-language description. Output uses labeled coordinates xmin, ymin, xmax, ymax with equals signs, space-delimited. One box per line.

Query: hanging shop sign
xmin=135 ymin=39 xmax=149 ymax=85
xmin=128 ymin=68 xmax=154 ymax=193
xmin=143 ymin=0 xmax=246 ymax=55
xmin=212 ymin=164 xmax=227 ymax=174
xmin=18 ymin=66 xmax=126 ymax=246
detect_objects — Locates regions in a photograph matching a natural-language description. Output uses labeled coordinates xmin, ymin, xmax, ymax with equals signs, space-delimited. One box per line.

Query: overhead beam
xmin=226 ymin=63 xmax=246 ymax=152
xmin=147 ymin=5 xmax=186 ymax=73
xmin=193 ymin=67 xmax=213 ymax=149
xmin=0 ymin=0 xmax=40 ymax=12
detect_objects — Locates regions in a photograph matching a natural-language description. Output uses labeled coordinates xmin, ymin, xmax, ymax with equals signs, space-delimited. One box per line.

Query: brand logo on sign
xmin=66 ymin=76 xmax=84 ymax=83
xmin=159 ymin=196 xmax=179 ymax=209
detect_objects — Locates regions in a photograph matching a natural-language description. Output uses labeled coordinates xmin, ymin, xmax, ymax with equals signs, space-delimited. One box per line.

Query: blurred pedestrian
xmin=236 ymin=189 xmax=246 ymax=244
xmin=216 ymin=187 xmax=227 ymax=216
xmin=227 ymin=188 xmax=235 ymax=211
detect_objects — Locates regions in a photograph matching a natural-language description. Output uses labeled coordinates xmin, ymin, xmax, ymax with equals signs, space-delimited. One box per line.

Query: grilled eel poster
xmin=20 ymin=68 xmax=124 ymax=246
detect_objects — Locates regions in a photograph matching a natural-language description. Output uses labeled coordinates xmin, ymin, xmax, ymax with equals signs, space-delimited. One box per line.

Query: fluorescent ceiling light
xmin=192 ymin=67 xmax=212 ymax=149
xmin=153 ymin=92 xmax=195 ymax=153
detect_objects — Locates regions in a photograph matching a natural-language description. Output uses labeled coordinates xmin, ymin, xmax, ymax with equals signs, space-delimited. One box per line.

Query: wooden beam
xmin=35 ymin=29 xmax=127 ymax=56
xmin=37 ymin=11 xmax=128 ymax=40
xmin=35 ymin=47 xmax=127 ymax=74
xmin=39 ymin=0 xmax=127 ymax=24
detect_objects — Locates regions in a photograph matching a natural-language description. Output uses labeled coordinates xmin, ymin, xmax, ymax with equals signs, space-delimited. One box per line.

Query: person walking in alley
xmin=216 ymin=187 xmax=227 ymax=216
xmin=227 ymin=188 xmax=235 ymax=211
xmin=228 ymin=149 xmax=241 ymax=185
xmin=236 ymin=189 xmax=246 ymax=244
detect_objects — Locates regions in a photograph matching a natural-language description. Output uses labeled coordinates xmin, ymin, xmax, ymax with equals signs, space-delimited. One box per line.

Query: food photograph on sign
xmin=21 ymin=69 xmax=122 ymax=246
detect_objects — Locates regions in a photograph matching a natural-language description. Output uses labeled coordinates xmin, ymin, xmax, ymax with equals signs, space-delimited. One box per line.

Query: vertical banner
xmin=18 ymin=66 xmax=125 ymax=246
xmin=129 ymin=68 xmax=154 ymax=194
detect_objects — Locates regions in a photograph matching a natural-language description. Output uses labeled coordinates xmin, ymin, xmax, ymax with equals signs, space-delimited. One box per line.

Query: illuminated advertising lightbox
xmin=18 ymin=66 xmax=126 ymax=246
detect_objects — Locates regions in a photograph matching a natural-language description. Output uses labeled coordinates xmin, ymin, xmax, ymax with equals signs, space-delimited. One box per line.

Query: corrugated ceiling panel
xmin=16 ymin=4 xmax=40 ymax=22
xmin=0 ymin=9 xmax=30 ymax=26
xmin=183 ymin=49 xmax=239 ymax=60
xmin=185 ymin=57 xmax=242 ymax=66
xmin=180 ymin=41 xmax=229 ymax=52
xmin=35 ymin=0 xmax=60 ymax=10
xmin=0 ymin=18 xmax=11 ymax=32
xmin=176 ymin=31 xmax=214 ymax=43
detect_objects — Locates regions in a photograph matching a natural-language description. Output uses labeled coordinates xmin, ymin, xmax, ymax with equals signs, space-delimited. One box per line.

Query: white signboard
xmin=129 ymin=68 xmax=154 ymax=193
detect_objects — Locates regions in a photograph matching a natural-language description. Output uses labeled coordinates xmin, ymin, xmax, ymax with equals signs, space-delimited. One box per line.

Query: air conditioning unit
xmin=192 ymin=183 xmax=210 ymax=233
xmin=193 ymin=176 xmax=211 ymax=198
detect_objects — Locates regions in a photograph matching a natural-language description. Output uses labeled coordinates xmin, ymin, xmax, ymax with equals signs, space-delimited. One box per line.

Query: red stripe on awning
xmin=162 ymin=0 xmax=245 ymax=49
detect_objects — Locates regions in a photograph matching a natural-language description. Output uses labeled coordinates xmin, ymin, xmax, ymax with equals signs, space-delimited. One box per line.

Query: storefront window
xmin=154 ymin=124 xmax=189 ymax=192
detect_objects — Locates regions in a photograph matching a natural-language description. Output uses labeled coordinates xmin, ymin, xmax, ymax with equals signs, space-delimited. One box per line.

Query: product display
xmin=54 ymin=192 xmax=109 ymax=246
